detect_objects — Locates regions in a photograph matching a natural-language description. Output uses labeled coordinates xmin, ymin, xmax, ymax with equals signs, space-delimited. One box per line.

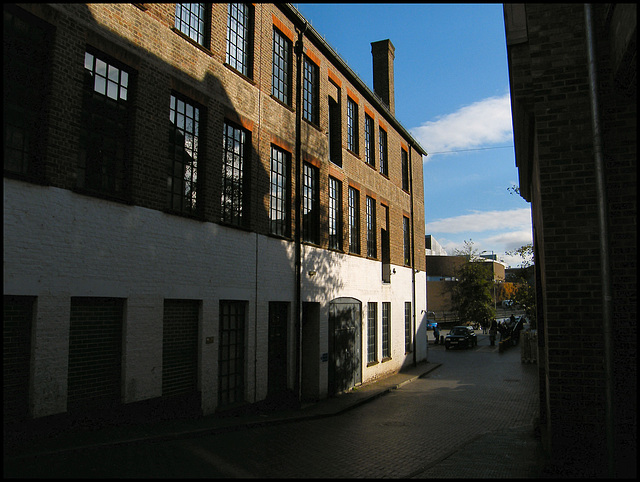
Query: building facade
xmin=3 ymin=3 xmax=427 ymax=424
xmin=504 ymin=4 xmax=636 ymax=477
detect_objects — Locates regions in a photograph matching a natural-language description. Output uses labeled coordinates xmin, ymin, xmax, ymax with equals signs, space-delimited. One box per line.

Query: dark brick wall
xmin=506 ymin=3 xmax=636 ymax=477
xmin=9 ymin=3 xmax=424 ymax=273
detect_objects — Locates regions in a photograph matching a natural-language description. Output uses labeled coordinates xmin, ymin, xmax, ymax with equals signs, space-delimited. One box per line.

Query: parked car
xmin=444 ymin=326 xmax=477 ymax=350
xmin=427 ymin=319 xmax=438 ymax=331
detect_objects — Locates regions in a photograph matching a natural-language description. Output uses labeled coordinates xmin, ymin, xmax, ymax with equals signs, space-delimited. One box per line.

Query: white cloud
xmin=411 ymin=93 xmax=513 ymax=158
xmin=426 ymin=208 xmax=531 ymax=234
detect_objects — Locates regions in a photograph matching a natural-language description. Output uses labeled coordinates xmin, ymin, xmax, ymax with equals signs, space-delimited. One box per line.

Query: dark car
xmin=444 ymin=326 xmax=477 ymax=350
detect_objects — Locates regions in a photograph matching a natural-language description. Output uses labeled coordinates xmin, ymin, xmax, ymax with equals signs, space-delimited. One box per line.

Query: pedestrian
xmin=489 ymin=318 xmax=497 ymax=346
xmin=433 ymin=323 xmax=440 ymax=345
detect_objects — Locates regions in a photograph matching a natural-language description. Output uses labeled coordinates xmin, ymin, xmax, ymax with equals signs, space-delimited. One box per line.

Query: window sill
xmin=73 ymin=186 xmax=132 ymax=205
xmin=367 ymin=361 xmax=379 ymax=367
xmin=171 ymin=27 xmax=213 ymax=57
xmin=223 ymin=63 xmax=256 ymax=85
xmin=381 ymin=357 xmax=392 ymax=363
xmin=270 ymin=94 xmax=294 ymax=112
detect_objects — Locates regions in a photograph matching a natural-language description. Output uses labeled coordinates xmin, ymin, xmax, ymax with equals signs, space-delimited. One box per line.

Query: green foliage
xmin=449 ymin=242 xmax=496 ymax=325
xmin=506 ymin=243 xmax=536 ymax=326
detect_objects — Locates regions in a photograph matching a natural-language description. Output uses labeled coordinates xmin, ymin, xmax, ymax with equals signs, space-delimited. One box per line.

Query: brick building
xmin=504 ymin=4 xmax=636 ymax=477
xmin=3 ymin=3 xmax=427 ymax=424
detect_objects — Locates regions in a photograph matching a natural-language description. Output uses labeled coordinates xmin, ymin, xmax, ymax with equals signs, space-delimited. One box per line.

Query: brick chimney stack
xmin=371 ymin=39 xmax=395 ymax=115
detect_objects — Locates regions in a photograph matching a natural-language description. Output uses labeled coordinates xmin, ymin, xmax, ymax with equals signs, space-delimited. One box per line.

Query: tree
xmin=506 ymin=243 xmax=536 ymax=327
xmin=449 ymin=239 xmax=495 ymax=325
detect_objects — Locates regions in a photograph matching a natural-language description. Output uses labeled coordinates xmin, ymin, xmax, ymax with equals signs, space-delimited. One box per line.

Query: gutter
xmin=293 ymin=21 xmax=308 ymax=401
xmin=584 ymin=4 xmax=615 ymax=477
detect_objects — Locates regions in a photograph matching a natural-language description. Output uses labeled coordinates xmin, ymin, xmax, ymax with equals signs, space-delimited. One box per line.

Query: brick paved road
xmin=4 ymin=334 xmax=540 ymax=478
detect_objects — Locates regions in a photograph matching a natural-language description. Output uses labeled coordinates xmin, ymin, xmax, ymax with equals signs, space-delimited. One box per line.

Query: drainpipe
xmin=584 ymin=4 xmax=614 ymax=476
xmin=409 ymin=144 xmax=416 ymax=367
xmin=294 ymin=22 xmax=307 ymax=401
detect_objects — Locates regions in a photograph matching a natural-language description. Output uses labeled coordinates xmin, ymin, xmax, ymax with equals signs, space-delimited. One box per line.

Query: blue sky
xmin=293 ymin=3 xmax=532 ymax=267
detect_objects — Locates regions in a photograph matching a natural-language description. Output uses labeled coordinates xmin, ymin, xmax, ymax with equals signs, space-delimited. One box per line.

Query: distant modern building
xmin=3 ymin=3 xmax=427 ymax=425
xmin=425 ymin=234 xmax=448 ymax=256
xmin=504 ymin=4 xmax=636 ymax=478
xmin=425 ymin=238 xmax=505 ymax=316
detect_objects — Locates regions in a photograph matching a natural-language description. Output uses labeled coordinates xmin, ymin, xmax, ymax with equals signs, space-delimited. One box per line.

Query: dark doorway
xmin=328 ymin=297 xmax=362 ymax=395
xmin=268 ymin=301 xmax=289 ymax=397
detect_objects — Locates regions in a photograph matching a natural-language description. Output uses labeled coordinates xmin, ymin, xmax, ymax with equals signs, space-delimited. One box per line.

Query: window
xmin=401 ymin=148 xmax=410 ymax=191
xmin=78 ymin=49 xmax=133 ymax=198
xmin=328 ymin=176 xmax=342 ymax=250
xmin=347 ymin=97 xmax=358 ymax=154
xmin=405 ymin=302 xmax=412 ymax=353
xmin=328 ymin=95 xmax=342 ymax=167
xmin=302 ymin=162 xmax=319 ymax=244
xmin=221 ymin=121 xmax=249 ymax=226
xmin=364 ymin=114 xmax=375 ymax=168
xmin=367 ymin=302 xmax=377 ymax=364
xmin=403 ymin=216 xmax=411 ymax=266
xmin=348 ymin=186 xmax=360 ymax=254
xmin=382 ymin=302 xmax=391 ymax=359
xmin=4 ymin=5 xmax=52 ymax=179
xmin=168 ymin=93 xmax=201 ymax=215
xmin=366 ymin=196 xmax=377 ymax=258
xmin=174 ymin=3 xmax=208 ymax=47
xmin=382 ymin=204 xmax=390 ymax=282
xmin=379 ymin=126 xmax=388 ymax=176
xmin=302 ymin=56 xmax=319 ymax=125
xmin=272 ymin=28 xmax=291 ymax=105
xmin=219 ymin=300 xmax=246 ymax=407
xmin=226 ymin=3 xmax=252 ymax=77
xmin=269 ymin=145 xmax=290 ymax=237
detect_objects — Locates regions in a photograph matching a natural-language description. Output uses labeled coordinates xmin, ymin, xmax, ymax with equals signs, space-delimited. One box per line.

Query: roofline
xmin=279 ymin=4 xmax=428 ymax=157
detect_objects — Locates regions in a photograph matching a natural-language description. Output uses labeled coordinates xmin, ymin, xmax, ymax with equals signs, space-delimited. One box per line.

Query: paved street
xmin=4 ymin=332 xmax=542 ymax=478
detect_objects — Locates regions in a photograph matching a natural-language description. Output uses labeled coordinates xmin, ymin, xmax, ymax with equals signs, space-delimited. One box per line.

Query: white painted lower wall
xmin=4 ymin=179 xmax=426 ymax=418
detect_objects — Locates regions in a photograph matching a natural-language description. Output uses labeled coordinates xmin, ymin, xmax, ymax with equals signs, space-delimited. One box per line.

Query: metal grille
xmin=218 ymin=301 xmax=246 ymax=408
xmin=162 ymin=299 xmax=199 ymax=397
xmin=67 ymin=298 xmax=123 ymax=411
xmin=3 ymin=296 xmax=33 ymax=422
